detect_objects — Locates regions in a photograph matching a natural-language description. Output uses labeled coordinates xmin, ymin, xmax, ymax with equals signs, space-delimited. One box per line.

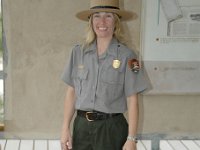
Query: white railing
xmin=0 ymin=139 xmax=151 ymax=150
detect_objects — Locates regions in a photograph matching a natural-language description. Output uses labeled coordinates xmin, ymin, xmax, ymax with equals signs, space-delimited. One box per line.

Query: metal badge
xmin=112 ymin=59 xmax=121 ymax=69
xmin=78 ymin=65 xmax=84 ymax=69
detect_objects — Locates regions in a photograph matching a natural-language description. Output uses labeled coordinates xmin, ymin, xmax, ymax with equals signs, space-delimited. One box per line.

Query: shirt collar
xmin=107 ymin=38 xmax=120 ymax=57
xmin=83 ymin=38 xmax=120 ymax=57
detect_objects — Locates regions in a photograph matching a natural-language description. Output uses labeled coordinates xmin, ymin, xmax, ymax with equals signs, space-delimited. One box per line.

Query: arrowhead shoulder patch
xmin=128 ymin=59 xmax=140 ymax=73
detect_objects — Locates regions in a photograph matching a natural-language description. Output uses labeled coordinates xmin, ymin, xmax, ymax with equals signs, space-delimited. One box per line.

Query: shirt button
xmin=91 ymin=100 xmax=94 ymax=103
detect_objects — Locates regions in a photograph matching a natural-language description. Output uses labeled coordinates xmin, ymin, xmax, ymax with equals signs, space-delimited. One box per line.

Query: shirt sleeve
xmin=61 ymin=48 xmax=75 ymax=87
xmin=124 ymin=54 xmax=150 ymax=97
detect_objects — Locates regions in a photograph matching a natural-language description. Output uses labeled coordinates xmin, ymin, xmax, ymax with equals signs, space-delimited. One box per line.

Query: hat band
xmin=91 ymin=6 xmax=120 ymax=10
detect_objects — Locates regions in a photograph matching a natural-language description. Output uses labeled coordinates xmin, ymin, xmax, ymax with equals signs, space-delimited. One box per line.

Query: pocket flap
xmin=73 ymin=68 xmax=88 ymax=80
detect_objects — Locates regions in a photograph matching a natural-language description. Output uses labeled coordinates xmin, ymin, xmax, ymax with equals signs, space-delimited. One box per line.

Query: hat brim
xmin=76 ymin=9 xmax=137 ymax=21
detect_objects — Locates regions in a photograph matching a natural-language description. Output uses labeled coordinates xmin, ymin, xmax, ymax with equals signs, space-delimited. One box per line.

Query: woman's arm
xmin=61 ymin=85 xmax=76 ymax=150
xmin=123 ymin=94 xmax=138 ymax=150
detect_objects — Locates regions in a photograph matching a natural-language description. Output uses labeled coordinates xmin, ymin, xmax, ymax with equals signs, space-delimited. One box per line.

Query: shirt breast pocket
xmin=72 ymin=68 xmax=88 ymax=96
xmin=101 ymin=60 xmax=125 ymax=85
xmin=99 ymin=61 xmax=125 ymax=101
xmin=101 ymin=67 xmax=124 ymax=84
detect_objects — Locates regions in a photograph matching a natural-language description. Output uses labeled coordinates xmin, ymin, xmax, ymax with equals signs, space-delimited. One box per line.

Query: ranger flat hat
xmin=76 ymin=0 xmax=137 ymax=21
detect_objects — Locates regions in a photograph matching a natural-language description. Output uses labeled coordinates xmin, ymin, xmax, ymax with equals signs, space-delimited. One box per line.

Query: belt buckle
xmin=86 ymin=112 xmax=95 ymax=122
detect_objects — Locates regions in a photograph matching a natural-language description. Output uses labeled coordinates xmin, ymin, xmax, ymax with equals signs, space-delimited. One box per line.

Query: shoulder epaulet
xmin=117 ymin=44 xmax=134 ymax=57
xmin=74 ymin=44 xmax=81 ymax=47
xmin=72 ymin=44 xmax=81 ymax=50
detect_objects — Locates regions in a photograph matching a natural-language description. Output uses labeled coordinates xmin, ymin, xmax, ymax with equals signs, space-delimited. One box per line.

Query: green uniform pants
xmin=72 ymin=114 xmax=128 ymax=150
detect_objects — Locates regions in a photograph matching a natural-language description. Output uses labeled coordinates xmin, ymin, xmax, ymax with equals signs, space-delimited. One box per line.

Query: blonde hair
xmin=83 ymin=13 xmax=126 ymax=47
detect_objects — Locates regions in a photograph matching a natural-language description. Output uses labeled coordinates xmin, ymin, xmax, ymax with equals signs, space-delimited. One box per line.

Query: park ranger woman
xmin=60 ymin=0 xmax=149 ymax=150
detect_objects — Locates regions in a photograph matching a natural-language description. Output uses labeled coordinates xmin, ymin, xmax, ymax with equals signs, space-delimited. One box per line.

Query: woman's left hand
xmin=122 ymin=140 xmax=137 ymax=150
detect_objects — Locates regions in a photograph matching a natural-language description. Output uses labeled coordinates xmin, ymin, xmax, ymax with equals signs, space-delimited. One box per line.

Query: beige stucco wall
xmin=2 ymin=0 xmax=200 ymax=139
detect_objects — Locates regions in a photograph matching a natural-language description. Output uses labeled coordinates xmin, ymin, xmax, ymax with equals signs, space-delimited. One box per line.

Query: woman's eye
xmin=106 ymin=14 xmax=114 ymax=19
xmin=106 ymin=15 xmax=112 ymax=17
xmin=93 ymin=14 xmax=100 ymax=18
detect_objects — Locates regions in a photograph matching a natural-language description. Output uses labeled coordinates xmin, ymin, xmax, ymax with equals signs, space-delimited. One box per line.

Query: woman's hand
xmin=123 ymin=140 xmax=137 ymax=150
xmin=60 ymin=128 xmax=72 ymax=150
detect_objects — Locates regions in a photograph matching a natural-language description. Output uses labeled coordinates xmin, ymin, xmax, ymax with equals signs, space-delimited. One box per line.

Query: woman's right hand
xmin=61 ymin=128 xmax=72 ymax=150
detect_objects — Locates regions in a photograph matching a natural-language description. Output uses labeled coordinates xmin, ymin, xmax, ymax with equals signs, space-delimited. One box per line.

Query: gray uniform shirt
xmin=61 ymin=38 xmax=149 ymax=113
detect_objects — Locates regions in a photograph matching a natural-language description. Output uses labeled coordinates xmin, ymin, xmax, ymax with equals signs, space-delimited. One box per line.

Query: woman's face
xmin=92 ymin=12 xmax=115 ymax=39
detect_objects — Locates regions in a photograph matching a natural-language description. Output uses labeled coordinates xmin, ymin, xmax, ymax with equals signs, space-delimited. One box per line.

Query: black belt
xmin=77 ymin=110 xmax=121 ymax=122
